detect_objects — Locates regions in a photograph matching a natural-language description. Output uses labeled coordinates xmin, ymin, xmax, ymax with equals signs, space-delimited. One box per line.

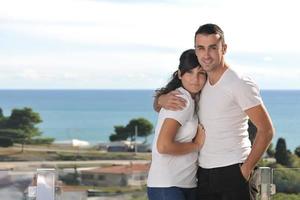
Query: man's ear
xmin=178 ymin=70 xmax=182 ymax=79
xmin=222 ymin=43 xmax=227 ymax=54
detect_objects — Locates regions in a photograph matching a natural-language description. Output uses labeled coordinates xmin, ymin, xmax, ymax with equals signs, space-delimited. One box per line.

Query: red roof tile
xmin=82 ymin=163 xmax=150 ymax=175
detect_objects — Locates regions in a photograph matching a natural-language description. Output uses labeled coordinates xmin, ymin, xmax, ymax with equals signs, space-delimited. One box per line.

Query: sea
xmin=0 ymin=90 xmax=299 ymax=151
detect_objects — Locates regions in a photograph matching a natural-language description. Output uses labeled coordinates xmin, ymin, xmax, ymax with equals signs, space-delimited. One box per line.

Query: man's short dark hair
xmin=195 ymin=23 xmax=225 ymax=43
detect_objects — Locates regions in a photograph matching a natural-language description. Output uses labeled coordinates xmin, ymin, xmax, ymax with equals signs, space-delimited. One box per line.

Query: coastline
xmin=0 ymin=89 xmax=299 ymax=151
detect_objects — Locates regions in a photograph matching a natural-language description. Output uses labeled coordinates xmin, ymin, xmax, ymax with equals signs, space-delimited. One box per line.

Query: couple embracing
xmin=147 ymin=23 xmax=274 ymax=200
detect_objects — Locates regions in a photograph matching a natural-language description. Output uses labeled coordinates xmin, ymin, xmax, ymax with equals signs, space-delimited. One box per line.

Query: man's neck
xmin=207 ymin=62 xmax=229 ymax=85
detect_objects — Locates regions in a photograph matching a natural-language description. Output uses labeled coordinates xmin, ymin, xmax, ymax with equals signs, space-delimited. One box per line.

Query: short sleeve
xmin=234 ymin=76 xmax=263 ymax=111
xmin=159 ymin=94 xmax=194 ymax=126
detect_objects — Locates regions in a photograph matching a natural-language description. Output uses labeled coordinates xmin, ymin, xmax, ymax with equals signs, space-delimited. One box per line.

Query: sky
xmin=1 ymin=0 xmax=300 ymax=89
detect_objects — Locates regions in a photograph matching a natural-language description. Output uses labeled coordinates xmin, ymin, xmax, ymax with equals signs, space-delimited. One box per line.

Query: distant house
xmin=80 ymin=163 xmax=150 ymax=187
xmin=106 ymin=141 xmax=131 ymax=152
xmin=56 ymin=186 xmax=87 ymax=200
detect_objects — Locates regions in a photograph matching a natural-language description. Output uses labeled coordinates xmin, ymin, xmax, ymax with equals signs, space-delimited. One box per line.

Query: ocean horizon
xmin=0 ymin=89 xmax=299 ymax=151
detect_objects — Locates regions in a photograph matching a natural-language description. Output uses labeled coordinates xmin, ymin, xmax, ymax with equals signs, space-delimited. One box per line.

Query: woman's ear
xmin=178 ymin=70 xmax=182 ymax=79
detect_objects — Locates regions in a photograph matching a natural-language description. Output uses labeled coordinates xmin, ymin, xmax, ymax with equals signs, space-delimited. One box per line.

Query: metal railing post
xmin=36 ymin=168 xmax=56 ymax=200
xmin=258 ymin=167 xmax=276 ymax=200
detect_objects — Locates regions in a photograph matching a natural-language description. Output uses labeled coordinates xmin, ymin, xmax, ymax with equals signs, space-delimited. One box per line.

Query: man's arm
xmin=153 ymin=94 xmax=162 ymax=112
xmin=241 ymin=104 xmax=275 ymax=180
xmin=153 ymin=91 xmax=187 ymax=112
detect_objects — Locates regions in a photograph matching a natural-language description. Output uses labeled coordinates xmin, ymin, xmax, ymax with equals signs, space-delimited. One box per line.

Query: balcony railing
xmin=1 ymin=167 xmax=299 ymax=200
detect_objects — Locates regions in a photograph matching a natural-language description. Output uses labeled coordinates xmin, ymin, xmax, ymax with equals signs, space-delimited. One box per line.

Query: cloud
xmin=2 ymin=0 xmax=300 ymax=53
xmin=263 ymin=56 xmax=273 ymax=62
xmin=0 ymin=49 xmax=178 ymax=88
xmin=232 ymin=63 xmax=300 ymax=89
xmin=18 ymin=69 xmax=41 ymax=80
xmin=1 ymin=0 xmax=300 ymax=89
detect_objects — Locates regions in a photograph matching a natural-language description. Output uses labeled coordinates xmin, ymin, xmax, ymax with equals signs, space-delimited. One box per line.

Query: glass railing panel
xmin=55 ymin=162 xmax=149 ymax=200
xmin=3 ymin=166 xmax=299 ymax=200
xmin=0 ymin=170 xmax=36 ymax=200
xmin=272 ymin=168 xmax=300 ymax=200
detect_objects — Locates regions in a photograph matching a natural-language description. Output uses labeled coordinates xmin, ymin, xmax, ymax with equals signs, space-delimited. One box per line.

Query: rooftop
xmin=82 ymin=163 xmax=150 ymax=175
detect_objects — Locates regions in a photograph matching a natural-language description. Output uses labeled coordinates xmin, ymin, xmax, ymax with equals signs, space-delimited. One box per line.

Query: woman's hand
xmin=193 ymin=124 xmax=206 ymax=150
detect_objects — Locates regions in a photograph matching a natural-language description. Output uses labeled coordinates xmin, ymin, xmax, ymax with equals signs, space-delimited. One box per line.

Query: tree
xmin=0 ymin=107 xmax=5 ymax=127
xmin=0 ymin=107 xmax=53 ymax=149
xmin=0 ymin=129 xmax=26 ymax=143
xmin=109 ymin=118 xmax=153 ymax=142
xmin=126 ymin=118 xmax=153 ymax=142
xmin=295 ymin=146 xmax=300 ymax=157
xmin=275 ymin=137 xmax=289 ymax=166
xmin=0 ymin=129 xmax=27 ymax=151
xmin=267 ymin=143 xmax=275 ymax=157
xmin=0 ymin=107 xmax=3 ymax=118
xmin=5 ymin=107 xmax=42 ymax=140
xmin=109 ymin=125 xmax=130 ymax=141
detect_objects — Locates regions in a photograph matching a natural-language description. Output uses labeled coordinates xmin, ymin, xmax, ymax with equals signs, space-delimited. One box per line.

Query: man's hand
xmin=240 ymin=164 xmax=252 ymax=181
xmin=157 ymin=91 xmax=187 ymax=111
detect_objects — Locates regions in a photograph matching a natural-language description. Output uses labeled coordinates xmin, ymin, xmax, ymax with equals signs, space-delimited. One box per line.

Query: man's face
xmin=194 ymin=33 xmax=226 ymax=73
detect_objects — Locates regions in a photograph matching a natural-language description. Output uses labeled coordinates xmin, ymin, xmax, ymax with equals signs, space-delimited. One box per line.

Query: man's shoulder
xmin=226 ymin=68 xmax=258 ymax=87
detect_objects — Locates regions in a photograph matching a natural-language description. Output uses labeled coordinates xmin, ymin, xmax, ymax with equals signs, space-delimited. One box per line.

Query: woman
xmin=147 ymin=49 xmax=207 ymax=200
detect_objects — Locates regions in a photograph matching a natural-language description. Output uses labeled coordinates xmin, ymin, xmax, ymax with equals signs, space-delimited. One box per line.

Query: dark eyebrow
xmin=209 ymin=44 xmax=218 ymax=48
xmin=195 ymin=45 xmax=204 ymax=48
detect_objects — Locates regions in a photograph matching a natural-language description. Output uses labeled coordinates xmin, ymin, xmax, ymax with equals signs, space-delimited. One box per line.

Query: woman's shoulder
xmin=159 ymin=87 xmax=195 ymax=125
xmin=176 ymin=87 xmax=193 ymax=106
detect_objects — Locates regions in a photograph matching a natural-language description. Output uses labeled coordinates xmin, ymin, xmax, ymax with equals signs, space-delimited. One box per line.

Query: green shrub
xmin=273 ymin=168 xmax=300 ymax=193
xmin=273 ymin=193 xmax=300 ymax=200
xmin=27 ymin=137 xmax=54 ymax=145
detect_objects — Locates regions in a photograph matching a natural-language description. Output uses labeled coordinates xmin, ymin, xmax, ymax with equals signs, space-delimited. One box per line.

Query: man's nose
xmin=203 ymin=49 xmax=210 ymax=58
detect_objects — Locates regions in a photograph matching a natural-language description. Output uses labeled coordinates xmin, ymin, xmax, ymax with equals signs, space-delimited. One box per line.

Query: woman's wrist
xmin=192 ymin=142 xmax=200 ymax=151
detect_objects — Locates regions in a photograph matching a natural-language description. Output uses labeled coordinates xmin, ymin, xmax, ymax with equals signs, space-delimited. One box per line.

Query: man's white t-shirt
xmin=147 ymin=87 xmax=199 ymax=188
xmin=198 ymin=68 xmax=263 ymax=168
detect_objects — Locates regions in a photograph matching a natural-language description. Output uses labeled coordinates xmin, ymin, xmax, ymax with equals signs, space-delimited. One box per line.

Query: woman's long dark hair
xmin=155 ymin=49 xmax=200 ymax=97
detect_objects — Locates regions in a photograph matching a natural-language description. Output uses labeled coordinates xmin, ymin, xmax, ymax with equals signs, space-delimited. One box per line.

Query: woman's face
xmin=179 ymin=66 xmax=207 ymax=96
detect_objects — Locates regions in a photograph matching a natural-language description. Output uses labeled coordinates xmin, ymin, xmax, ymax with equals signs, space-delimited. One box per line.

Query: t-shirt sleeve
xmin=159 ymin=94 xmax=193 ymax=126
xmin=234 ymin=76 xmax=263 ymax=111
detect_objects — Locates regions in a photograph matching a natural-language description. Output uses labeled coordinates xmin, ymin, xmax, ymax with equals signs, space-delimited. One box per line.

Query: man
xmin=154 ymin=24 xmax=274 ymax=200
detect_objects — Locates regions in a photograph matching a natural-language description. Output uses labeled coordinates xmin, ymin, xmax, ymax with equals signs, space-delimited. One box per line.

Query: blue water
xmin=0 ymin=90 xmax=299 ymax=151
